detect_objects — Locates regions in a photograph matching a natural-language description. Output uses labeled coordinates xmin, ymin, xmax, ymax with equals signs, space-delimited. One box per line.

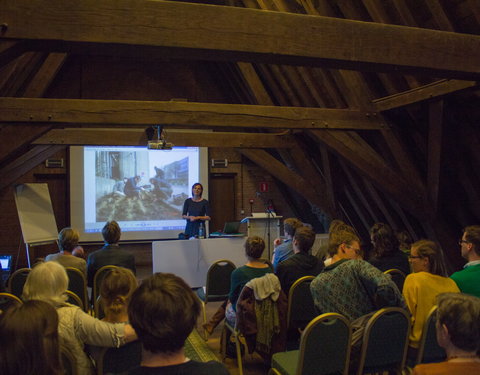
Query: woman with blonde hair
xmin=0 ymin=300 xmax=63 ymax=375
xmin=22 ymin=261 xmax=137 ymax=375
xmin=100 ymin=267 xmax=138 ymax=323
xmin=403 ymin=240 xmax=460 ymax=358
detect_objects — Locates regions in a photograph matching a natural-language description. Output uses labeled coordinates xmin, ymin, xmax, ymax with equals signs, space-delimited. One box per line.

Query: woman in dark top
xmin=369 ymin=222 xmax=410 ymax=275
xmin=182 ymin=183 xmax=211 ymax=238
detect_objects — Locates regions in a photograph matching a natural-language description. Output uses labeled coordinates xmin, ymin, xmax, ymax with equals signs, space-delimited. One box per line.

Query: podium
xmin=241 ymin=214 xmax=282 ymax=259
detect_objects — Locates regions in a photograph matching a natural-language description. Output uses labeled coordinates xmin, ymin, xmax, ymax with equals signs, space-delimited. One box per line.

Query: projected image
xmin=82 ymin=146 xmax=199 ymax=234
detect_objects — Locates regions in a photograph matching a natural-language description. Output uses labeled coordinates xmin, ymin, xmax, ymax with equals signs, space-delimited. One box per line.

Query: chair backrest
xmin=205 ymin=259 xmax=236 ymax=300
xmin=297 ymin=313 xmax=351 ymax=375
xmin=96 ymin=340 xmax=142 ymax=375
xmin=0 ymin=292 xmax=22 ymax=313
xmin=384 ymin=268 xmax=407 ymax=292
xmin=65 ymin=290 xmax=84 ymax=310
xmin=287 ymin=276 xmax=316 ymax=330
xmin=415 ymin=305 xmax=446 ymax=365
xmin=65 ymin=267 xmax=88 ymax=312
xmin=357 ymin=307 xmax=411 ymax=375
xmin=93 ymin=265 xmax=119 ymax=307
xmin=7 ymin=267 xmax=31 ymax=298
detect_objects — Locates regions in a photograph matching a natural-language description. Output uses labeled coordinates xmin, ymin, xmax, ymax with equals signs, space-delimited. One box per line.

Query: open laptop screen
xmin=223 ymin=221 xmax=241 ymax=234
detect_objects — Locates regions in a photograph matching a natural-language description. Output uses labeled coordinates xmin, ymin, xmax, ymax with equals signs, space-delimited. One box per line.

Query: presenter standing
xmin=182 ymin=183 xmax=211 ymax=238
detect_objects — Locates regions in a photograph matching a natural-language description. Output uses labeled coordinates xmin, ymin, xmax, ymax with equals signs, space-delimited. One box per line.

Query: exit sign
xmin=260 ymin=182 xmax=269 ymax=192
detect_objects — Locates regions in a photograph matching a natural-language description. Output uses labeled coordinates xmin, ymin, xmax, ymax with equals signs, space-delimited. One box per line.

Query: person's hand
xmin=190 ymin=216 xmax=197 ymax=222
xmin=273 ymin=238 xmax=282 ymax=247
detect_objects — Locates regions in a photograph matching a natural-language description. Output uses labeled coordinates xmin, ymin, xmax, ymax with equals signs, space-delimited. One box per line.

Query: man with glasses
xmin=310 ymin=230 xmax=405 ymax=322
xmin=451 ymin=225 xmax=480 ymax=297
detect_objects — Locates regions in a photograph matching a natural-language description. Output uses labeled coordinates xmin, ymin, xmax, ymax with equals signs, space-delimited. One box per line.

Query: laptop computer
xmin=223 ymin=221 xmax=241 ymax=234
xmin=0 ymin=255 xmax=12 ymax=284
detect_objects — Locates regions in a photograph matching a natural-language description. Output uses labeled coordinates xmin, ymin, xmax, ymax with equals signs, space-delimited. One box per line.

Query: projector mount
xmin=147 ymin=125 xmax=174 ymax=150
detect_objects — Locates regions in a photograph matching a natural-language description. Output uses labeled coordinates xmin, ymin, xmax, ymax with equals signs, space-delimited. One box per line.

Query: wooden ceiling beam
xmin=0 ymin=97 xmax=385 ymax=129
xmin=32 ymin=128 xmax=295 ymax=148
xmin=1 ymin=0 xmax=480 ymax=78
xmin=373 ymin=79 xmax=478 ymax=111
xmin=238 ymin=148 xmax=332 ymax=212
xmin=427 ymin=100 xmax=444 ymax=214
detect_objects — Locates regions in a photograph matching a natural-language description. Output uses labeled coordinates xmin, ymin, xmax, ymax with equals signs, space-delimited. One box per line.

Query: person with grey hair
xmin=46 ymin=227 xmax=86 ymax=275
xmin=22 ymin=261 xmax=137 ymax=375
xmin=413 ymin=293 xmax=480 ymax=374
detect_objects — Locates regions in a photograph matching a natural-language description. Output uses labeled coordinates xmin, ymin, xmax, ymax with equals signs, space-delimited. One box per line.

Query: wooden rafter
xmin=0 ymin=97 xmax=385 ymax=129
xmin=32 ymin=128 xmax=295 ymax=148
xmin=373 ymin=79 xmax=478 ymax=111
xmin=1 ymin=0 xmax=480 ymax=78
xmin=427 ymin=100 xmax=444 ymax=213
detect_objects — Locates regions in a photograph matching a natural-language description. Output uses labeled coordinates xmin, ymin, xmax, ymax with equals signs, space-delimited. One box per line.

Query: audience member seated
xmin=46 ymin=227 xmax=86 ymax=275
xmin=202 ymin=236 xmax=272 ymax=335
xmin=0 ymin=300 xmax=63 ymax=375
xmin=272 ymin=218 xmax=303 ymax=271
xmin=450 ymin=225 xmax=480 ymax=297
xmin=100 ymin=267 xmax=138 ymax=323
xmin=396 ymin=229 xmax=413 ymax=256
xmin=22 ymin=261 xmax=137 ymax=375
xmin=128 ymin=272 xmax=229 ymax=375
xmin=87 ymin=220 xmax=136 ymax=287
xmin=369 ymin=222 xmax=410 ymax=275
xmin=324 ymin=221 xmax=359 ymax=266
xmin=403 ymin=240 xmax=460 ymax=357
xmin=275 ymin=226 xmax=324 ymax=294
xmin=413 ymin=293 xmax=480 ymax=375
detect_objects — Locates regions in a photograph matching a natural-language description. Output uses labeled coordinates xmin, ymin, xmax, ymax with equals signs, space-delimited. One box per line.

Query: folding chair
xmin=66 ymin=267 xmax=89 ymax=312
xmin=356 ymin=307 xmax=411 ymax=375
xmin=415 ymin=306 xmax=446 ymax=365
xmin=7 ymin=267 xmax=31 ymax=298
xmin=0 ymin=292 xmax=22 ymax=313
xmin=196 ymin=259 xmax=236 ymax=339
xmin=269 ymin=313 xmax=352 ymax=375
xmin=384 ymin=268 xmax=407 ymax=292
xmin=95 ymin=340 xmax=142 ymax=375
xmin=65 ymin=290 xmax=84 ymax=310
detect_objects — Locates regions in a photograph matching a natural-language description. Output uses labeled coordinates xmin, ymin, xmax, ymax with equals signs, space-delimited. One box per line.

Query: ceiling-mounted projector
xmin=147 ymin=140 xmax=173 ymax=150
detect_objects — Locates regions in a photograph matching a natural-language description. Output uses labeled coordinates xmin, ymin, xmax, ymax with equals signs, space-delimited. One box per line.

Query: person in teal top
xmin=451 ymin=225 xmax=480 ymax=298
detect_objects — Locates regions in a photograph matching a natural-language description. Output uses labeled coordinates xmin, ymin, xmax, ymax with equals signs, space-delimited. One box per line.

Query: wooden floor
xmin=137 ymin=266 xmax=269 ymax=375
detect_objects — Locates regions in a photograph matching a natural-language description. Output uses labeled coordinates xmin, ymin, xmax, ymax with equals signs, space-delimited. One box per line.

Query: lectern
xmin=241 ymin=213 xmax=282 ymax=259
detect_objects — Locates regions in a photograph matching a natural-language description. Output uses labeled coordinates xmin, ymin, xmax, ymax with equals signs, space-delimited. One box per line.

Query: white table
xmin=152 ymin=237 xmax=247 ymax=287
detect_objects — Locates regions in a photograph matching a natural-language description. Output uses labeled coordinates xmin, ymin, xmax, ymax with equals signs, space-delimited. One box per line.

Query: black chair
xmin=66 ymin=267 xmax=88 ymax=312
xmin=65 ymin=290 xmax=84 ymax=310
xmin=287 ymin=276 xmax=316 ymax=331
xmin=415 ymin=306 xmax=446 ymax=365
xmin=384 ymin=268 xmax=407 ymax=292
xmin=0 ymin=292 xmax=22 ymax=313
xmin=93 ymin=265 xmax=119 ymax=315
xmin=196 ymin=259 xmax=236 ymax=339
xmin=95 ymin=340 xmax=142 ymax=375
xmin=356 ymin=307 xmax=411 ymax=375
xmin=7 ymin=267 xmax=31 ymax=298
xmin=270 ymin=313 xmax=351 ymax=375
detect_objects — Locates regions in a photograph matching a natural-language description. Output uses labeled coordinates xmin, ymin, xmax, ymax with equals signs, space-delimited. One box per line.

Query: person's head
xmin=22 ymin=261 xmax=68 ymax=307
xmin=293 ymin=226 xmax=315 ymax=254
xmin=100 ymin=267 xmax=138 ymax=322
xmin=330 ymin=230 xmax=361 ymax=260
xmin=128 ymin=273 xmax=200 ymax=354
xmin=0 ymin=300 xmax=62 ymax=375
xmin=328 ymin=219 xmax=346 ymax=234
xmin=370 ymin=223 xmax=399 ymax=258
xmin=409 ymin=239 xmax=447 ymax=276
xmin=436 ymin=293 xmax=480 ymax=353
xmin=327 ymin=225 xmax=358 ymax=257
xmin=244 ymin=236 xmax=265 ymax=260
xmin=396 ymin=230 xmax=412 ymax=252
xmin=58 ymin=227 xmax=80 ymax=253
xmin=283 ymin=218 xmax=303 ymax=238
xmin=102 ymin=220 xmax=121 ymax=244
xmin=191 ymin=183 xmax=203 ymax=197
xmin=460 ymin=225 xmax=480 ymax=261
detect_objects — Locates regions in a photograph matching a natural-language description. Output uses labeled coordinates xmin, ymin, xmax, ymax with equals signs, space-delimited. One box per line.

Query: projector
xmin=147 ymin=140 xmax=174 ymax=150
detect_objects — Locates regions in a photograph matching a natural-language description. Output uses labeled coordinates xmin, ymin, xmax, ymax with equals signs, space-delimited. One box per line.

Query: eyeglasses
xmin=458 ymin=240 xmax=470 ymax=245
xmin=346 ymin=245 xmax=361 ymax=254
xmin=408 ymin=255 xmax=423 ymax=259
